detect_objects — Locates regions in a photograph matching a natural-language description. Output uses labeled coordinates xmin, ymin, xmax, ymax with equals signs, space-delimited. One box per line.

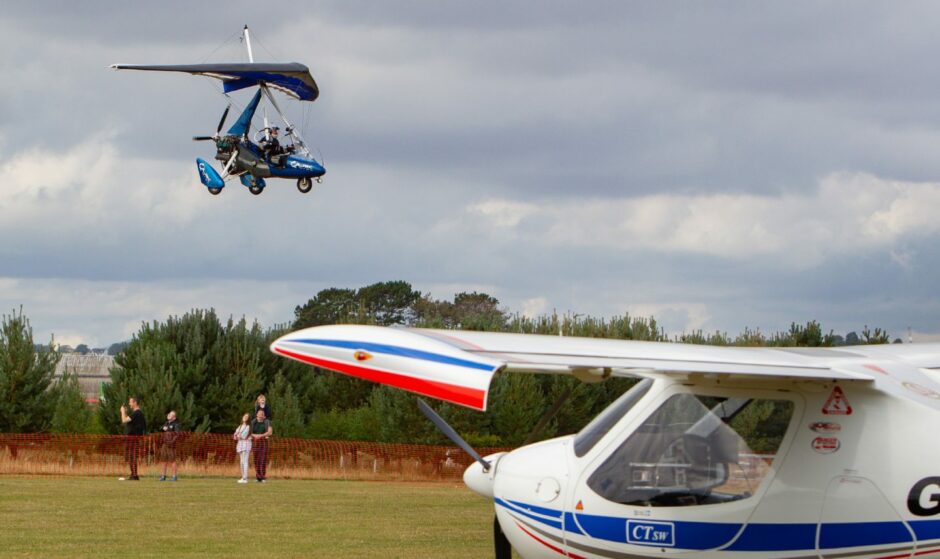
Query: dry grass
xmin=0 ymin=443 xmax=473 ymax=482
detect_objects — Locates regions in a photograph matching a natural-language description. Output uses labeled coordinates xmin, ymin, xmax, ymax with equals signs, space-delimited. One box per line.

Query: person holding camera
xmin=159 ymin=410 xmax=181 ymax=481
xmin=120 ymin=396 xmax=146 ymax=480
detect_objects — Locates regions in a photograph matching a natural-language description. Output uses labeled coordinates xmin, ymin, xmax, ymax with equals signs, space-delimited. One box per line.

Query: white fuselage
xmin=479 ymin=377 xmax=940 ymax=559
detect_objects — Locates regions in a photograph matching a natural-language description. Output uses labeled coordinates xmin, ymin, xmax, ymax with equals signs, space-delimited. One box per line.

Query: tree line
xmin=0 ymin=281 xmax=895 ymax=444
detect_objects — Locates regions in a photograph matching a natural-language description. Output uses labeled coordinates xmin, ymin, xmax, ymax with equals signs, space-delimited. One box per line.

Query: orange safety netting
xmin=0 ymin=433 xmax=510 ymax=481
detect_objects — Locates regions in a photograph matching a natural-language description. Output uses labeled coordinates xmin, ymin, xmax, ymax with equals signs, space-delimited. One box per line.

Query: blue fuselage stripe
xmin=290 ymin=339 xmax=495 ymax=372
xmin=496 ymin=498 xmax=563 ymax=530
xmin=495 ymin=499 xmax=940 ymax=552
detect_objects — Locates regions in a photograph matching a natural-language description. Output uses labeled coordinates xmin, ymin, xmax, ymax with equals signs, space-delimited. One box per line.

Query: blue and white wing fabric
xmin=110 ymin=63 xmax=319 ymax=101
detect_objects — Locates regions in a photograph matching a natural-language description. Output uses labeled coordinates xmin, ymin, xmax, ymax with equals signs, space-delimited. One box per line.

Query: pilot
xmin=261 ymin=127 xmax=283 ymax=161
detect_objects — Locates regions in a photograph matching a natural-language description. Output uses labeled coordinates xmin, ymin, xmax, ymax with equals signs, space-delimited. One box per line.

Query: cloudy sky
xmin=2 ymin=1 xmax=940 ymax=346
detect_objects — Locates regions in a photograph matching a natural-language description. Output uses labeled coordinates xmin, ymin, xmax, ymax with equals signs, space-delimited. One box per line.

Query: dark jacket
xmin=160 ymin=419 xmax=182 ymax=446
xmin=254 ymin=403 xmax=272 ymax=420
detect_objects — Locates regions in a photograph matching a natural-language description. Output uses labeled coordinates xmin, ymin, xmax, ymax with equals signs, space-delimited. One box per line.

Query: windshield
xmin=574 ymin=378 xmax=653 ymax=458
xmin=587 ymin=392 xmax=794 ymax=507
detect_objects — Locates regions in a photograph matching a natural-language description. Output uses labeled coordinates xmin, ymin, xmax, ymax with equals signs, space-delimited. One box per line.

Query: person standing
xmin=233 ymin=413 xmax=252 ymax=484
xmin=120 ymin=396 xmax=146 ymax=480
xmin=159 ymin=410 xmax=182 ymax=482
xmin=254 ymin=394 xmax=272 ymax=421
xmin=250 ymin=409 xmax=272 ymax=483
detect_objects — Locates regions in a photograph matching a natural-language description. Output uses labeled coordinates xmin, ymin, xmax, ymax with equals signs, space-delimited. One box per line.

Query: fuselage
xmin=472 ymin=374 xmax=940 ymax=559
xmin=216 ymin=136 xmax=326 ymax=179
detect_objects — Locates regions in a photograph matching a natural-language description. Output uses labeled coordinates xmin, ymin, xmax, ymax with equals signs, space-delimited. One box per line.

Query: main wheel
xmin=208 ymin=187 xmax=222 ymax=196
xmin=297 ymin=177 xmax=313 ymax=193
xmin=249 ymin=185 xmax=264 ymax=195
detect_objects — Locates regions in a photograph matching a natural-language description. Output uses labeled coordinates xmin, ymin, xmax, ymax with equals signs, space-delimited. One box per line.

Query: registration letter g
xmin=909 ymin=477 xmax=940 ymax=516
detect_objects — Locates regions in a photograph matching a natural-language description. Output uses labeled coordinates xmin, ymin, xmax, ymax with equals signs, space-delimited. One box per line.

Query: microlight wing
xmin=109 ymin=62 xmax=319 ymax=101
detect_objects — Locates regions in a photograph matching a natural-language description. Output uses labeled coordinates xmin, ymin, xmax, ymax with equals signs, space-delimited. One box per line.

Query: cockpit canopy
xmin=584 ymin=387 xmax=794 ymax=507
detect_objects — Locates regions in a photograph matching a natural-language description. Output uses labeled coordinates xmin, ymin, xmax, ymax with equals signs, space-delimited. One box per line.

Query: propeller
xmin=192 ymin=104 xmax=231 ymax=142
xmin=416 ymin=398 xmax=512 ymax=559
xmin=216 ymin=104 xmax=231 ymax=134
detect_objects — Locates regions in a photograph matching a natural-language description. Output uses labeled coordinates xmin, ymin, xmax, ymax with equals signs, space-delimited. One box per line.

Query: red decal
xmin=822 ymin=386 xmax=853 ymax=415
xmin=863 ymin=364 xmax=889 ymax=375
xmin=812 ymin=437 xmax=841 ymax=454
xmin=274 ymin=347 xmax=487 ymax=410
xmin=809 ymin=422 xmax=841 ymax=433
xmin=575 ymin=500 xmax=584 ymax=511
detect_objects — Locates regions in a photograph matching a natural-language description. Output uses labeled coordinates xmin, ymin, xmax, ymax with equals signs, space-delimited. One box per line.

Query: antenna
xmin=243 ymin=25 xmax=254 ymax=63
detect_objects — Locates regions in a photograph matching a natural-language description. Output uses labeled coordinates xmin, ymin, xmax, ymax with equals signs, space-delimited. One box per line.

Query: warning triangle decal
xmin=822 ymin=386 xmax=852 ymax=415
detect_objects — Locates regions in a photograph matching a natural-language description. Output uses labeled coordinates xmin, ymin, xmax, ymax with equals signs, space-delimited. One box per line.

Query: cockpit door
xmin=565 ymin=384 xmax=800 ymax=556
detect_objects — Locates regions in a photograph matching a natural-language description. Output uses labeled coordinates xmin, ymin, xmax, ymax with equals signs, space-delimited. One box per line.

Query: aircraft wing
xmin=110 ymin=62 xmax=319 ymax=101
xmin=270 ymin=325 xmax=906 ymax=411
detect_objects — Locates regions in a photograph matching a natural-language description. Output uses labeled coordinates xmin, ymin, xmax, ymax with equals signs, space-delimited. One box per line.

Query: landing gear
xmin=208 ymin=187 xmax=222 ymax=196
xmin=297 ymin=177 xmax=313 ymax=193
xmin=249 ymin=184 xmax=264 ymax=195
xmin=316 ymin=177 xmax=323 ymax=184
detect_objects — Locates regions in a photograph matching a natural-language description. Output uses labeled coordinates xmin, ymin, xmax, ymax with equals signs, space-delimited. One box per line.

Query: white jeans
xmin=239 ymin=450 xmax=250 ymax=479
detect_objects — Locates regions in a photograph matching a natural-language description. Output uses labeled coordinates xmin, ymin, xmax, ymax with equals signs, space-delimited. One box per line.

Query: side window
xmin=574 ymin=379 xmax=653 ymax=458
xmin=587 ymin=393 xmax=794 ymax=507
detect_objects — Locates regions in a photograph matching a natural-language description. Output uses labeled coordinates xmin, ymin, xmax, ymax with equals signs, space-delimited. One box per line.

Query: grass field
xmin=0 ymin=475 xmax=509 ymax=558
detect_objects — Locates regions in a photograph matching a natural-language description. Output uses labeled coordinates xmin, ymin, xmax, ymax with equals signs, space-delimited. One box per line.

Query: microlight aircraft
xmin=271 ymin=324 xmax=940 ymax=559
xmin=111 ymin=26 xmax=325 ymax=195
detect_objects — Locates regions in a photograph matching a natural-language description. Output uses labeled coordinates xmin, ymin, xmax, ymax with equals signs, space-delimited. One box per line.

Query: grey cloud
xmin=3 ymin=2 xmax=940 ymax=344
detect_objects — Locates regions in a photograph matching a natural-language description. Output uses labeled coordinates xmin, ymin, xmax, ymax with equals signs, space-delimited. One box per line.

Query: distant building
xmin=55 ymin=354 xmax=114 ymax=404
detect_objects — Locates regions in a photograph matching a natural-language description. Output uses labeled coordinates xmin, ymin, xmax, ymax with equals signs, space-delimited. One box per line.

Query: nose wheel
xmin=297 ymin=177 xmax=313 ymax=193
xmin=249 ymin=185 xmax=264 ymax=195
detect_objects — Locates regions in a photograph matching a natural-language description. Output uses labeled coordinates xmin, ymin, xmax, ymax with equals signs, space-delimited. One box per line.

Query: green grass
xmin=0 ymin=475 xmax=499 ymax=558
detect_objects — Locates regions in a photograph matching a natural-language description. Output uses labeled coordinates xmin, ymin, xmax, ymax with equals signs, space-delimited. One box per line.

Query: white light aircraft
xmin=271 ymin=324 xmax=940 ymax=559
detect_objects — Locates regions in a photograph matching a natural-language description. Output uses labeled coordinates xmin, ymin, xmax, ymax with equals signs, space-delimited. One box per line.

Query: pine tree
xmin=50 ymin=370 xmax=92 ymax=433
xmin=0 ymin=308 xmax=60 ymax=432
xmin=370 ymin=386 xmax=438 ymax=444
xmin=489 ymin=373 xmax=544 ymax=446
xmin=100 ymin=310 xmax=264 ymax=434
xmin=267 ymin=373 xmax=305 ymax=438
